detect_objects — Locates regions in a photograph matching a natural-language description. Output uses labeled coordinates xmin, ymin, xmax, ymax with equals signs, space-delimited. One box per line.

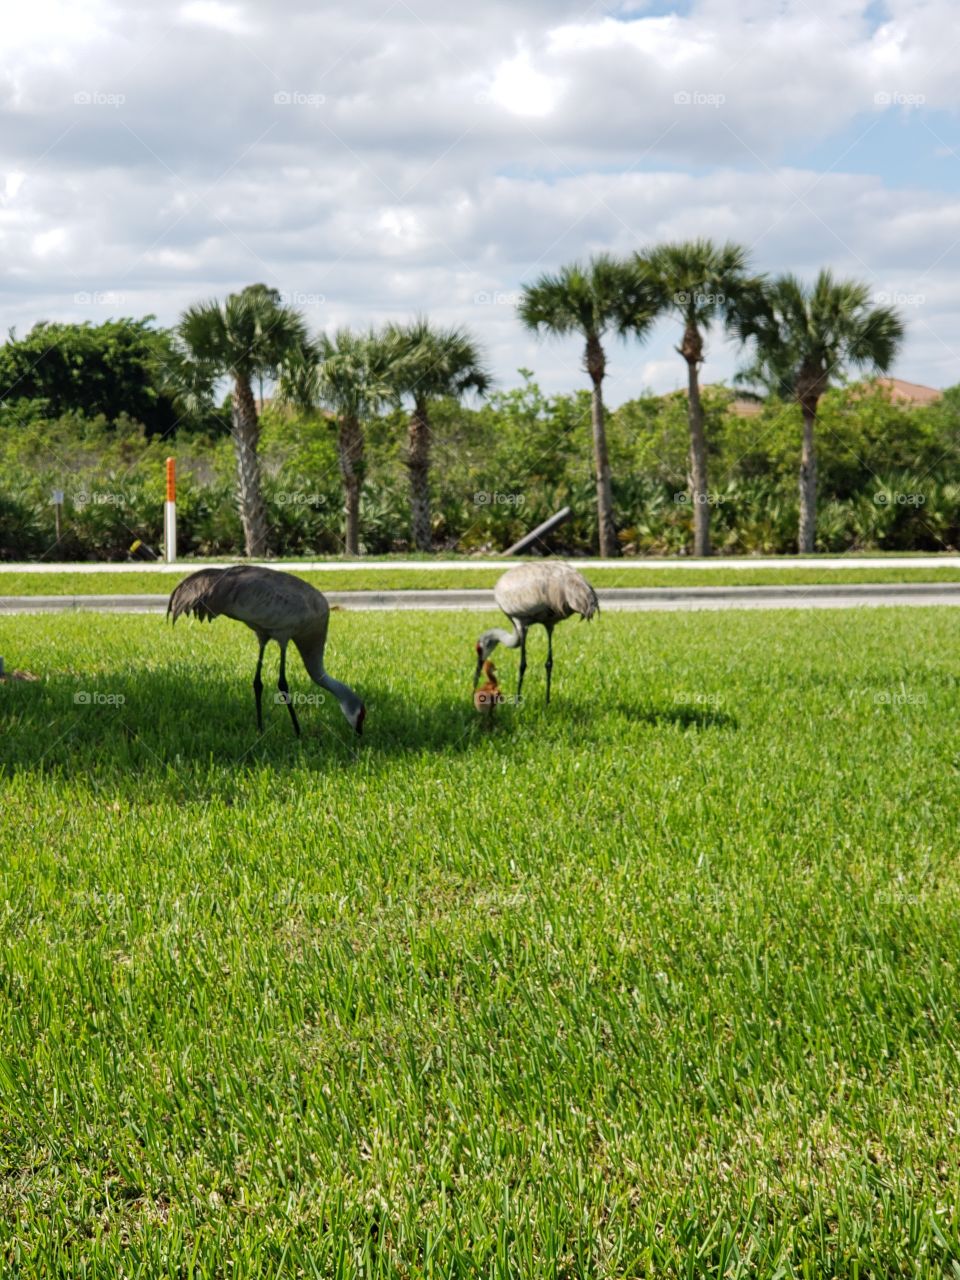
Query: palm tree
xmin=387 ymin=318 xmax=490 ymax=552
xmin=173 ymin=288 xmax=307 ymax=556
xmin=519 ymin=255 xmax=656 ymax=558
xmin=638 ymin=240 xmax=763 ymax=556
xmin=239 ymin=283 xmax=283 ymax=412
xmin=280 ymin=329 xmax=397 ymax=555
xmin=737 ymin=271 xmax=904 ymax=553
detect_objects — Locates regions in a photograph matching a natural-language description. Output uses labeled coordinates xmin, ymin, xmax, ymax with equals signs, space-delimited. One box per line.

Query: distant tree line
xmin=3 ymin=375 xmax=959 ymax=562
xmin=0 ymin=243 xmax=912 ymax=559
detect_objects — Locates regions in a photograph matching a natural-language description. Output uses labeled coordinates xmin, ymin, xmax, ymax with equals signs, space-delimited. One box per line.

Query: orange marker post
xmin=164 ymin=457 xmax=177 ymax=563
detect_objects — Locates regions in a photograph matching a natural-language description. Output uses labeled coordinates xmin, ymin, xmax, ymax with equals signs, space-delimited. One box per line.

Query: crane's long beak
xmin=473 ymin=654 xmax=483 ymax=691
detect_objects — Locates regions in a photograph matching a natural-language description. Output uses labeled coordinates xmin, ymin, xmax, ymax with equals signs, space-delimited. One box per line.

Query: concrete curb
xmin=4 ymin=583 xmax=960 ymax=614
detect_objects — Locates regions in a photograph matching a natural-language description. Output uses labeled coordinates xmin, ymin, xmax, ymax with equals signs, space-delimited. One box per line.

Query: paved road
xmin=4 ymin=583 xmax=960 ymax=614
xmin=2 ymin=555 xmax=960 ymax=574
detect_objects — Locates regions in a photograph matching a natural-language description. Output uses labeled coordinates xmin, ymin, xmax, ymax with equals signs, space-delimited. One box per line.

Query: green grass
xmin=4 ymin=564 xmax=960 ymax=595
xmin=1 ymin=607 xmax=959 ymax=1276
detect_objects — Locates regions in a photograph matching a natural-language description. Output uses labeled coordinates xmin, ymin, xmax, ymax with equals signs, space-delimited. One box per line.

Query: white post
xmin=164 ymin=457 xmax=177 ymax=564
xmin=52 ymin=488 xmax=64 ymax=543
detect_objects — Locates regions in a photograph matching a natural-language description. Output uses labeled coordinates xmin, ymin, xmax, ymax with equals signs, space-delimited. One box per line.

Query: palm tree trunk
xmin=798 ymin=400 xmax=818 ymax=555
xmin=338 ymin=413 xmax=364 ymax=556
xmin=685 ymin=351 xmax=711 ymax=558
xmin=407 ymin=399 xmax=432 ymax=553
xmin=232 ymin=376 xmax=269 ymax=557
xmin=586 ymin=333 xmax=619 ymax=558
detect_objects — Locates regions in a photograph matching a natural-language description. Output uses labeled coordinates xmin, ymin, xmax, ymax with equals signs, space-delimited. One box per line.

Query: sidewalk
xmin=2 ymin=556 xmax=960 ymax=575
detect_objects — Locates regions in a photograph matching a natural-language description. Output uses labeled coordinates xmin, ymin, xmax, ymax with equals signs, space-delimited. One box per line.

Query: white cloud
xmin=3 ymin=172 xmax=26 ymax=201
xmin=0 ymin=0 xmax=959 ymax=399
xmin=31 ymin=226 xmax=67 ymax=257
xmin=177 ymin=1 xmax=252 ymax=35
xmin=4 ymin=0 xmax=108 ymax=55
xmin=549 ymin=14 xmax=705 ymax=65
xmin=487 ymin=51 xmax=564 ymax=117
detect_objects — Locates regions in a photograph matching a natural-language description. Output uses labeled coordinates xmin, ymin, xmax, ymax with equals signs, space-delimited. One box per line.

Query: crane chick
xmin=473 ymin=659 xmax=504 ymax=724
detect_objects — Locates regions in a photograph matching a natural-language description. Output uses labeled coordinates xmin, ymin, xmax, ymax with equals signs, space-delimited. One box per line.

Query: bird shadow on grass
xmin=612 ymin=699 xmax=739 ymax=731
xmin=0 ymin=669 xmax=519 ymax=782
xmin=0 ymin=670 xmax=736 ymax=793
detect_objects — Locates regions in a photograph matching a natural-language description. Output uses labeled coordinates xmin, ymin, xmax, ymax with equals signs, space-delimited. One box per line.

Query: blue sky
xmin=794 ymin=111 xmax=959 ymax=191
xmin=1 ymin=0 xmax=959 ymax=402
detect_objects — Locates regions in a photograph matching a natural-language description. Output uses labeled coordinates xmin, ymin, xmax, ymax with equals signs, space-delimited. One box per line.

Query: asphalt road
xmin=3 ymin=583 xmax=960 ymax=614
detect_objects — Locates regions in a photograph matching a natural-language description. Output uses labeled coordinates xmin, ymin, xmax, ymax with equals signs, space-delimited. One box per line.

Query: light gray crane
xmin=473 ymin=561 xmax=599 ymax=705
xmin=167 ymin=565 xmax=365 ymax=738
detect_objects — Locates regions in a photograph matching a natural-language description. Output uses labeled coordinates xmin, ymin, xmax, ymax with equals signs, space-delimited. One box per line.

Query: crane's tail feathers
xmin=568 ymin=577 xmax=600 ymax=622
xmin=167 ymin=568 xmax=229 ymax=624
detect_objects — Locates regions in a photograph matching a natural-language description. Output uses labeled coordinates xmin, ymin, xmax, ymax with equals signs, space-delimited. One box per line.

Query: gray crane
xmin=473 ymin=562 xmax=599 ymax=705
xmin=167 ymin=565 xmax=365 ymax=738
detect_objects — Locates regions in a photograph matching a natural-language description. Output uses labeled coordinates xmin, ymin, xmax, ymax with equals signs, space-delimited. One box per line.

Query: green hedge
xmin=2 ymin=379 xmax=959 ymax=559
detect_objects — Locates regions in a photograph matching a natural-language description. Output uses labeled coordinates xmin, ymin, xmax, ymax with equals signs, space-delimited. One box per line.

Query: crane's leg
xmin=277 ymin=642 xmax=301 ymax=738
xmin=517 ymin=631 xmax=528 ymax=702
xmin=544 ymin=625 xmax=554 ymax=706
xmin=253 ymin=637 xmax=267 ymax=734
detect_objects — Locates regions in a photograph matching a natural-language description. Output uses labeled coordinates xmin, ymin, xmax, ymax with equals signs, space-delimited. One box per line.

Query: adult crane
xmin=473 ymin=561 xmax=599 ymax=705
xmin=167 ymin=565 xmax=365 ymax=737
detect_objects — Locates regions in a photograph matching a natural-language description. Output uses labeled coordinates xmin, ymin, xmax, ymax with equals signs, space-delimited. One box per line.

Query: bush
xmin=2 ymin=378 xmax=959 ymax=559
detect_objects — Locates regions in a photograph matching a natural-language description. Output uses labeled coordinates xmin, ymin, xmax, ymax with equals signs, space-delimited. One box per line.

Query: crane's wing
xmin=561 ymin=568 xmax=599 ymax=621
xmin=494 ymin=562 xmax=599 ymax=624
xmin=167 ymin=567 xmax=233 ymax=623
xmin=168 ymin=566 xmax=329 ymax=637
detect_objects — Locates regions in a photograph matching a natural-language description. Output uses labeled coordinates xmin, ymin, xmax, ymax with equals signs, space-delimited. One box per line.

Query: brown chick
xmin=473 ymin=659 xmax=503 ymax=720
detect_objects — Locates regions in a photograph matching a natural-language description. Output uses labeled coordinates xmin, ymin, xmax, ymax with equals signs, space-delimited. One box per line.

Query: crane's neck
xmin=294 ymin=637 xmax=364 ymax=731
xmin=319 ymin=671 xmax=362 ymax=717
xmin=482 ymin=625 xmax=521 ymax=651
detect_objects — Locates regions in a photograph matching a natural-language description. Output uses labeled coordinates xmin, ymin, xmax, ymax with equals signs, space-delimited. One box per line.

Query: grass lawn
xmin=4 ymin=564 xmax=960 ymax=595
xmin=1 ymin=607 xmax=959 ymax=1276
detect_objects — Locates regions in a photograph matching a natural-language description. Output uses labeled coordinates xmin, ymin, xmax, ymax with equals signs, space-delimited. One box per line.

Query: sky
xmin=1 ymin=0 xmax=959 ymax=405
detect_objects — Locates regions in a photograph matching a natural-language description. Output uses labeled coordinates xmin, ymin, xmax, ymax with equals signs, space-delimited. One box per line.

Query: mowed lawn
xmin=1 ymin=607 xmax=959 ymax=1277
xmin=4 ymin=563 xmax=960 ymax=595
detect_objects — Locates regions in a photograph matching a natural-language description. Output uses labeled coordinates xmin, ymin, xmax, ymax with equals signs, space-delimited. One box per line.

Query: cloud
xmin=0 ymin=0 xmax=959 ymax=400
xmin=487 ymin=51 xmax=565 ymax=117
xmin=177 ymin=1 xmax=253 ymax=35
